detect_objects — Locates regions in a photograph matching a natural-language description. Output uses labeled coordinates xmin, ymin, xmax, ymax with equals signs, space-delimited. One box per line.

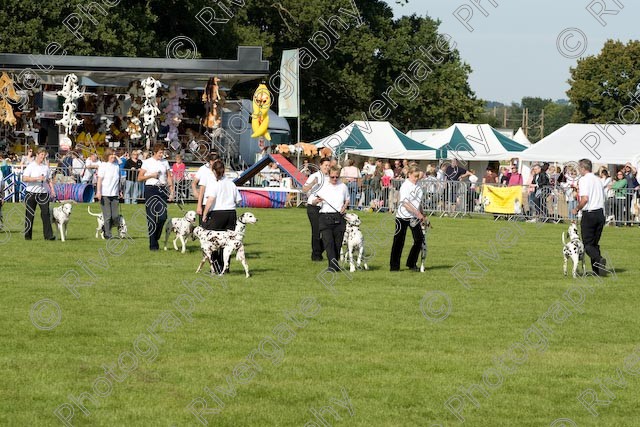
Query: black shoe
xmin=595 ymin=258 xmax=607 ymax=276
xmin=25 ymin=237 xmax=32 ymax=241
xmin=46 ymin=236 xmax=56 ymax=241
xmin=312 ymin=257 xmax=324 ymax=262
xmin=390 ymin=267 xmax=400 ymax=272
xmin=408 ymin=266 xmax=420 ymax=272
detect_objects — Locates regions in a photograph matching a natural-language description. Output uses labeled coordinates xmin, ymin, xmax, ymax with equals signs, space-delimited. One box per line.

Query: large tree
xmin=1 ymin=0 xmax=484 ymax=139
xmin=567 ymin=39 xmax=640 ymax=123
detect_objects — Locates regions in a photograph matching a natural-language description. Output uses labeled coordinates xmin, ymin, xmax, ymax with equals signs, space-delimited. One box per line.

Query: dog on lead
xmin=410 ymin=216 xmax=432 ymax=272
xmin=163 ymin=210 xmax=197 ymax=253
xmin=562 ymin=221 xmax=586 ymax=278
xmin=51 ymin=203 xmax=73 ymax=242
xmin=87 ymin=206 xmax=128 ymax=239
xmin=193 ymin=212 xmax=258 ymax=277
xmin=340 ymin=213 xmax=368 ymax=273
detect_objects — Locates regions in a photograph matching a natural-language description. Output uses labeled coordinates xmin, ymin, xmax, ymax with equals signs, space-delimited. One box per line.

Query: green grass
xmin=1 ymin=203 xmax=639 ymax=426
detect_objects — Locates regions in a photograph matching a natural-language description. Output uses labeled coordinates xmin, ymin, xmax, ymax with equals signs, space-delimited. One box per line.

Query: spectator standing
xmin=483 ymin=167 xmax=498 ymax=185
xmin=599 ymin=169 xmax=613 ymax=218
xmin=393 ymin=160 xmax=403 ymax=178
xmin=499 ymin=167 xmax=510 ymax=186
xmin=562 ymin=167 xmax=579 ymax=220
xmin=22 ymin=148 xmax=55 ymax=240
xmin=623 ymin=162 xmax=640 ymax=225
xmin=612 ymin=170 xmax=628 ymax=226
xmin=124 ymin=150 xmax=143 ymax=204
xmin=507 ymin=165 xmax=523 ymax=186
xmin=81 ymin=152 xmax=100 ymax=194
xmin=171 ymin=154 xmax=187 ymax=201
xmin=20 ymin=148 xmax=35 ymax=172
xmin=340 ymin=158 xmax=360 ymax=209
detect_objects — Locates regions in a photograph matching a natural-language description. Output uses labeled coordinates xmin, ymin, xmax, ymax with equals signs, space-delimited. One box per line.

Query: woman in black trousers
xmin=203 ymin=160 xmax=242 ymax=273
xmin=312 ymin=165 xmax=350 ymax=272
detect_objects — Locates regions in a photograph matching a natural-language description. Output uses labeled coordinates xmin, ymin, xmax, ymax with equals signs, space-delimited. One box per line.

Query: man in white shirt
xmin=390 ymin=166 xmax=425 ymax=271
xmin=192 ymin=152 xmax=218 ymax=225
xmin=72 ymin=153 xmax=84 ymax=183
xmin=22 ymin=148 xmax=56 ymax=240
xmin=302 ymin=157 xmax=331 ymax=261
xmin=572 ymin=158 xmax=607 ymax=276
xmin=138 ymin=143 xmax=174 ymax=250
xmin=96 ymin=149 xmax=122 ymax=239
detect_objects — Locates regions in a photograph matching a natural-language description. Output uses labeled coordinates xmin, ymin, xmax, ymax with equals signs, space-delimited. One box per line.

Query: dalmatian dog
xmin=51 ymin=203 xmax=73 ymax=242
xmin=605 ymin=215 xmax=616 ymax=227
xmin=340 ymin=213 xmax=368 ymax=272
xmin=193 ymin=212 xmax=258 ymax=277
xmin=163 ymin=210 xmax=197 ymax=253
xmin=87 ymin=206 xmax=128 ymax=239
xmin=409 ymin=216 xmax=432 ymax=272
xmin=562 ymin=221 xmax=586 ymax=278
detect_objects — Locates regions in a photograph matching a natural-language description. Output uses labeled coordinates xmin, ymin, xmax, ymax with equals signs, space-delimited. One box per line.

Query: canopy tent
xmin=519 ymin=124 xmax=640 ymax=164
xmin=422 ymin=123 xmax=528 ymax=160
xmin=313 ymin=121 xmax=442 ymax=159
xmin=512 ymin=127 xmax=532 ymax=147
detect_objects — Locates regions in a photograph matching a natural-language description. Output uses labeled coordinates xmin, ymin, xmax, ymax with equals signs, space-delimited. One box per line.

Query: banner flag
xmin=278 ymin=49 xmax=299 ymax=118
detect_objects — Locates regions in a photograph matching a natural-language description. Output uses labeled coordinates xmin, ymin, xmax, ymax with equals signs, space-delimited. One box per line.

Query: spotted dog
xmin=193 ymin=212 xmax=258 ymax=277
xmin=417 ymin=217 xmax=432 ymax=272
xmin=340 ymin=213 xmax=368 ymax=272
xmin=87 ymin=206 xmax=128 ymax=239
xmin=51 ymin=203 xmax=73 ymax=242
xmin=163 ymin=210 xmax=197 ymax=253
xmin=562 ymin=222 xmax=585 ymax=278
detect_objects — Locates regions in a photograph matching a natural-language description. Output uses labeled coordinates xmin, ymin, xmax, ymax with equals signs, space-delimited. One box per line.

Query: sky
xmin=386 ymin=0 xmax=638 ymax=104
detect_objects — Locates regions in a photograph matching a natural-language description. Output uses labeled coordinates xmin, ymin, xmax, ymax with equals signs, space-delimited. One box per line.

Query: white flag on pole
xmin=278 ymin=49 xmax=299 ymax=118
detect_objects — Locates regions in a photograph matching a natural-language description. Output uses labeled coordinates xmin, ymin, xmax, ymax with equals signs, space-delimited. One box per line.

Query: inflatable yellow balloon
xmin=251 ymin=83 xmax=271 ymax=141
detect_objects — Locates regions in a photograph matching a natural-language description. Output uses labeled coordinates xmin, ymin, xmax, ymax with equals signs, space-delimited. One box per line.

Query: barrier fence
xmin=2 ymin=167 xmax=639 ymax=225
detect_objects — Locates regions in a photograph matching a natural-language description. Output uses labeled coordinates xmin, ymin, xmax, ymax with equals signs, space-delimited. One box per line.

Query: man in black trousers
xmin=303 ymin=157 xmax=331 ymax=261
xmin=572 ymin=159 xmax=607 ymax=276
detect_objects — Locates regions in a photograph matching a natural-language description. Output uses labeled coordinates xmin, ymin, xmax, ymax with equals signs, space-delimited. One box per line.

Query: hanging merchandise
xmin=55 ymin=73 xmax=83 ymax=135
xmin=251 ymin=82 xmax=272 ymax=141
xmin=201 ymin=77 xmax=223 ymax=129
xmin=162 ymin=83 xmax=186 ymax=148
xmin=127 ymin=117 xmax=142 ymax=141
xmin=140 ymin=77 xmax=162 ymax=139
xmin=0 ymin=72 xmax=20 ymax=126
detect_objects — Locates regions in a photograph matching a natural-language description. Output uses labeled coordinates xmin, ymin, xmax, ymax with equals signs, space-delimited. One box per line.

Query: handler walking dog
xmin=312 ymin=165 xmax=350 ymax=272
xmin=22 ymin=148 xmax=56 ymax=240
xmin=390 ymin=166 xmax=425 ymax=272
xmin=572 ymin=159 xmax=607 ymax=276
xmin=303 ymin=157 xmax=331 ymax=262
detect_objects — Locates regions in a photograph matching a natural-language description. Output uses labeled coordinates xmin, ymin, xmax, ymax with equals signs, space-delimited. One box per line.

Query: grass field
xmin=1 ymin=202 xmax=639 ymax=426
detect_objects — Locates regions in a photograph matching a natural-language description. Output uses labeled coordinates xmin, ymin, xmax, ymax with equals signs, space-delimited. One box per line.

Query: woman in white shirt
xmin=22 ymin=148 xmax=56 ymax=240
xmin=312 ymin=165 xmax=350 ymax=271
xmin=97 ymin=148 xmax=122 ymax=239
xmin=138 ymin=143 xmax=174 ymax=250
xmin=390 ymin=166 xmax=425 ymax=271
xmin=203 ymin=160 xmax=242 ymax=273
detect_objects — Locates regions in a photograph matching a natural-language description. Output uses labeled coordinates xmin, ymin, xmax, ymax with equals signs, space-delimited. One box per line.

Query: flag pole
xmin=297 ymin=47 xmax=301 ymax=144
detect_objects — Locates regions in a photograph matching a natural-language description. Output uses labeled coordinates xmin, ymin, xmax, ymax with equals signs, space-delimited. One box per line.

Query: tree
xmin=0 ymin=0 xmax=484 ymax=140
xmin=543 ymin=102 xmax=574 ymax=137
xmin=567 ymin=39 xmax=640 ymax=123
xmin=522 ymin=97 xmax=552 ymax=115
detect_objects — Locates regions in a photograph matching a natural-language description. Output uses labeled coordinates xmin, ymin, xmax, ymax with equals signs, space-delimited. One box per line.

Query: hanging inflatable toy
xmin=251 ymin=83 xmax=272 ymax=141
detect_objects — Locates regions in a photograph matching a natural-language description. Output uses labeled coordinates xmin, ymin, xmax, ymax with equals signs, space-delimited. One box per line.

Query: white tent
xmin=313 ymin=121 xmax=439 ymax=159
xmin=421 ymin=123 xmax=528 ymax=161
xmin=519 ymin=124 xmax=640 ymax=164
xmin=512 ymin=127 xmax=532 ymax=147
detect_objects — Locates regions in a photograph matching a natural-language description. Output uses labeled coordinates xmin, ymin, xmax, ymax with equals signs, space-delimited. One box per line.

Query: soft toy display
xmin=127 ymin=81 xmax=144 ymax=117
xmin=140 ymin=77 xmax=162 ymax=139
xmin=127 ymin=117 xmax=142 ymax=141
xmin=202 ymin=77 xmax=223 ymax=129
xmin=55 ymin=73 xmax=83 ymax=135
xmin=251 ymin=83 xmax=271 ymax=140
xmin=0 ymin=72 xmax=20 ymax=127
xmin=162 ymin=83 xmax=185 ymax=145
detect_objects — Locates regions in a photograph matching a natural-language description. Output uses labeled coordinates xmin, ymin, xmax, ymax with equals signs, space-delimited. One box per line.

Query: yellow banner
xmin=481 ymin=185 xmax=525 ymax=214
